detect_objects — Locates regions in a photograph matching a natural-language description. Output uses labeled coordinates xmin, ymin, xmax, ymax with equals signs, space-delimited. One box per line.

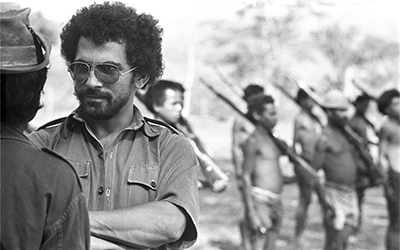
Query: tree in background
xmin=195 ymin=0 xmax=398 ymax=111
xmin=312 ymin=23 xmax=399 ymax=91
xmin=196 ymin=0 xmax=306 ymax=88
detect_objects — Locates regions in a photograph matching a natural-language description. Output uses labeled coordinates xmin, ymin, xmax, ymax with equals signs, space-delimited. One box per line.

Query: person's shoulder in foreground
xmin=1 ymin=126 xmax=90 ymax=249
xmin=0 ymin=6 xmax=90 ymax=249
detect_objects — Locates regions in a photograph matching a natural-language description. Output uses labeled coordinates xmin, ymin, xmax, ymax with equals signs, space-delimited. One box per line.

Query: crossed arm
xmin=89 ymin=201 xmax=187 ymax=249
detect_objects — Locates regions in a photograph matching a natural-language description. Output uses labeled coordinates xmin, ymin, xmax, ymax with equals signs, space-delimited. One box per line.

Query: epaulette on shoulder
xmin=144 ymin=117 xmax=182 ymax=135
xmin=41 ymin=147 xmax=82 ymax=188
xmin=37 ymin=117 xmax=67 ymax=130
xmin=41 ymin=147 xmax=72 ymax=166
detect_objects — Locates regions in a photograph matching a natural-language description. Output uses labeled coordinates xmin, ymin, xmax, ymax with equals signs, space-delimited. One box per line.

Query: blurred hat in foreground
xmin=0 ymin=7 xmax=51 ymax=74
xmin=321 ymin=89 xmax=349 ymax=110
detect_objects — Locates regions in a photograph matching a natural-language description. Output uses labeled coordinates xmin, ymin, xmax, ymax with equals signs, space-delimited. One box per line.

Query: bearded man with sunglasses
xmin=28 ymin=2 xmax=199 ymax=249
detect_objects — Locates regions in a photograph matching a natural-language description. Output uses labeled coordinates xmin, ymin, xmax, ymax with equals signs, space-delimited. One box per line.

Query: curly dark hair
xmin=243 ymin=84 xmax=264 ymax=102
xmin=377 ymin=89 xmax=400 ymax=114
xmin=248 ymin=94 xmax=274 ymax=115
xmin=60 ymin=1 xmax=164 ymax=86
xmin=144 ymin=79 xmax=185 ymax=113
xmin=1 ymin=68 xmax=47 ymax=125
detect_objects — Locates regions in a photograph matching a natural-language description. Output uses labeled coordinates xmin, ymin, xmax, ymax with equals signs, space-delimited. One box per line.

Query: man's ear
xmin=153 ymin=103 xmax=164 ymax=115
xmin=133 ymin=73 xmax=150 ymax=89
xmin=252 ymin=111 xmax=260 ymax=121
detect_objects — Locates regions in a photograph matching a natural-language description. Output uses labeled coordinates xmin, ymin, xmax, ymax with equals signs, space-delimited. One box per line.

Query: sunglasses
xmin=68 ymin=61 xmax=137 ymax=85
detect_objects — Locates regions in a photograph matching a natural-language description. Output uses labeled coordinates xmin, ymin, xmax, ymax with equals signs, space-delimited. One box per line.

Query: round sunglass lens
xmin=70 ymin=63 xmax=90 ymax=83
xmin=95 ymin=64 xmax=119 ymax=85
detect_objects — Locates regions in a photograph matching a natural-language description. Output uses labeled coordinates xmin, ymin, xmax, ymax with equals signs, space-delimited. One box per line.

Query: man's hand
xmin=247 ymin=212 xmax=266 ymax=237
xmin=385 ymin=182 xmax=397 ymax=202
xmin=211 ymin=173 xmax=229 ymax=193
xmin=204 ymin=165 xmax=229 ymax=193
xmin=324 ymin=204 xmax=335 ymax=228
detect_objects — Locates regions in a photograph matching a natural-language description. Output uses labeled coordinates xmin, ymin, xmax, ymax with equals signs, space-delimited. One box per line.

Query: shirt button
xmin=150 ymin=180 xmax=157 ymax=189
xmin=98 ymin=186 xmax=104 ymax=195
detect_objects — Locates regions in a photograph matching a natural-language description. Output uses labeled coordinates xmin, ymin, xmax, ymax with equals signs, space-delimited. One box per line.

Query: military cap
xmin=321 ymin=89 xmax=349 ymax=110
xmin=0 ymin=7 xmax=51 ymax=74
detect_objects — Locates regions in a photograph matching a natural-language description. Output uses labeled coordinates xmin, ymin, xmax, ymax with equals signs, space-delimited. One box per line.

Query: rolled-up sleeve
xmin=156 ymin=135 xmax=199 ymax=249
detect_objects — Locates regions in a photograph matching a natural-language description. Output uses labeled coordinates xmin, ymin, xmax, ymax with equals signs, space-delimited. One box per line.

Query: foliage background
xmin=1 ymin=0 xmax=398 ymax=128
xmin=1 ymin=1 xmax=398 ymax=248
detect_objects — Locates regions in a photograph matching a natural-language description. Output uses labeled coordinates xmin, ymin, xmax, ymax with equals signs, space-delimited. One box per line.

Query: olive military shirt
xmin=1 ymin=125 xmax=90 ymax=249
xmin=28 ymin=105 xmax=199 ymax=249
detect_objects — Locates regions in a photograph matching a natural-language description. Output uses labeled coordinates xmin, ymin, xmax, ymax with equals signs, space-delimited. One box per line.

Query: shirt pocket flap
xmin=127 ymin=166 xmax=159 ymax=191
xmin=68 ymin=160 xmax=90 ymax=178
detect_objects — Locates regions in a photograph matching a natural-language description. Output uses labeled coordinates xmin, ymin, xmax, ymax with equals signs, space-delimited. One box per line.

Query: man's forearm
xmin=89 ymin=201 xmax=186 ymax=248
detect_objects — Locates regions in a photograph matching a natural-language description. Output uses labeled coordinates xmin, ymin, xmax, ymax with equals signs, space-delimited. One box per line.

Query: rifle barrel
xmin=212 ymin=66 xmax=244 ymax=99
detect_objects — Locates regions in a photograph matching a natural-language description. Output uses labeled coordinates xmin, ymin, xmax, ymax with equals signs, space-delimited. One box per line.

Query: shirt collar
xmin=0 ymin=124 xmax=32 ymax=145
xmin=64 ymin=105 xmax=161 ymax=138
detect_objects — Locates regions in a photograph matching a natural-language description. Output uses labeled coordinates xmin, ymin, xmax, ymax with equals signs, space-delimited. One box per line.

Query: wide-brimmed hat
xmin=321 ymin=89 xmax=349 ymax=110
xmin=0 ymin=7 xmax=51 ymax=74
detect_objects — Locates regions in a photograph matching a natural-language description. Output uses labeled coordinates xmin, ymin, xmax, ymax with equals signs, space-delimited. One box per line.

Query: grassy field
xmin=189 ymin=116 xmax=388 ymax=250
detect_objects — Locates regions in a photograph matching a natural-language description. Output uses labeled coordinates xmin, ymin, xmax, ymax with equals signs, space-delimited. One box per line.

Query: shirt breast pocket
xmin=127 ymin=166 xmax=159 ymax=205
xmin=67 ymin=159 xmax=91 ymax=200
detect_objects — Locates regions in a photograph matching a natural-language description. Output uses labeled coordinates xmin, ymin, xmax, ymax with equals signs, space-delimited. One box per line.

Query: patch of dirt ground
xmin=191 ymin=159 xmax=388 ymax=250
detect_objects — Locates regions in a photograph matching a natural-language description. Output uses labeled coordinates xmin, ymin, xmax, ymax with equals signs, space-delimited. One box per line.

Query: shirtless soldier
xmin=292 ymin=89 xmax=323 ymax=246
xmin=377 ymin=89 xmax=400 ymax=250
xmin=231 ymin=84 xmax=265 ymax=250
xmin=312 ymin=89 xmax=360 ymax=250
xmin=348 ymin=94 xmax=373 ymax=235
xmin=232 ymin=84 xmax=265 ymax=185
xmin=241 ymin=94 xmax=283 ymax=250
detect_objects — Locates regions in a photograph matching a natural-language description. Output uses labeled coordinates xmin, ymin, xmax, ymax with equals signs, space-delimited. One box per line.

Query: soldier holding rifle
xmin=231 ymin=84 xmax=265 ymax=249
xmin=201 ymin=77 xmax=332 ymax=249
xmin=312 ymin=89 xmax=360 ymax=250
xmin=143 ymin=79 xmax=229 ymax=193
xmin=377 ymin=89 xmax=400 ymax=250
xmin=241 ymin=94 xmax=284 ymax=250
xmin=348 ymin=94 xmax=374 ymax=236
xmin=292 ymin=89 xmax=324 ymax=246
xmin=232 ymin=84 xmax=265 ymax=187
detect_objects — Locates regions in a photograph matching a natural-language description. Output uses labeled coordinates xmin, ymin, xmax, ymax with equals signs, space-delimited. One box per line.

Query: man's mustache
xmin=76 ymin=88 xmax=112 ymax=100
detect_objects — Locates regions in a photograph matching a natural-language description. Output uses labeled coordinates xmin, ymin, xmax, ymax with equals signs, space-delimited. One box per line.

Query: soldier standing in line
xmin=348 ymin=94 xmax=374 ymax=237
xmin=377 ymin=89 xmax=400 ymax=250
xmin=231 ymin=84 xmax=265 ymax=250
xmin=312 ymin=89 xmax=360 ymax=250
xmin=292 ymin=89 xmax=324 ymax=247
xmin=241 ymin=94 xmax=284 ymax=250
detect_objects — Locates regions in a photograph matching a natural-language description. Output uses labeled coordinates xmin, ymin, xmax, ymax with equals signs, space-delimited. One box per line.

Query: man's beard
xmin=75 ymin=88 xmax=130 ymax=120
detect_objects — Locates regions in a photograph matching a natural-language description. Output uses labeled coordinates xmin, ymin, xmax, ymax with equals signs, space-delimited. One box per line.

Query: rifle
xmin=287 ymin=77 xmax=383 ymax=187
xmin=352 ymin=80 xmax=378 ymax=102
xmin=200 ymin=77 xmax=332 ymax=211
xmin=271 ymin=81 xmax=324 ymax=127
xmin=213 ymin=65 xmax=245 ymax=98
xmin=134 ymin=91 xmax=228 ymax=193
